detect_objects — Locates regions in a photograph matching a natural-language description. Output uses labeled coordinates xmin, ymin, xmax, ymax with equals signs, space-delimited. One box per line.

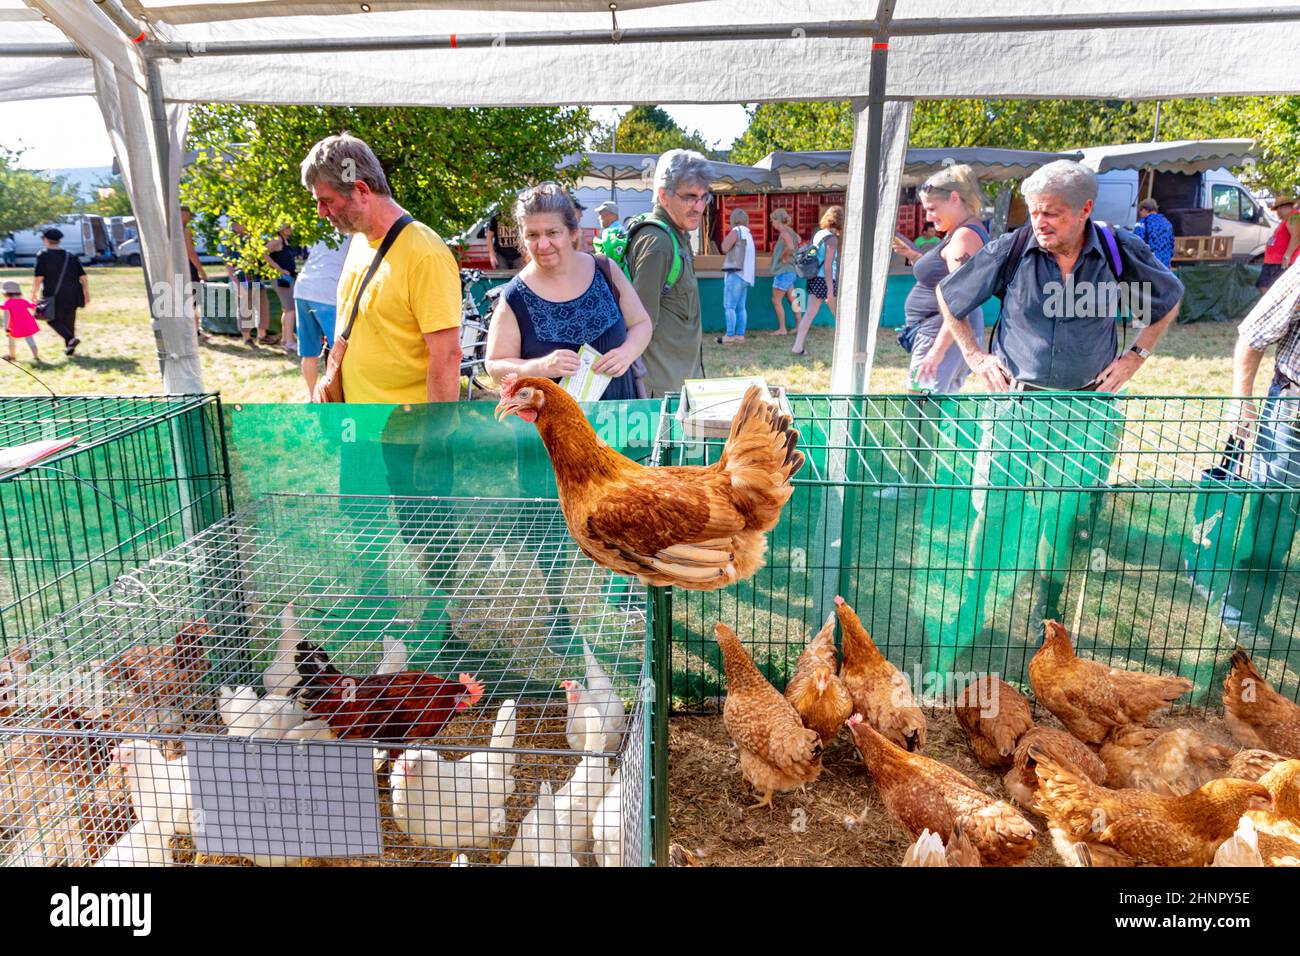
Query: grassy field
xmin=0 ymin=264 xmax=1270 ymax=401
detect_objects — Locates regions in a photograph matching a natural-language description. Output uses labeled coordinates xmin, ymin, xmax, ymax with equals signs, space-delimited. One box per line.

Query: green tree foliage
xmin=88 ymin=173 xmax=134 ymax=217
xmin=182 ymin=104 xmax=595 ymax=276
xmin=0 ymin=147 xmax=81 ymax=235
xmin=731 ymin=98 xmax=1300 ymax=194
xmin=590 ymin=106 xmax=717 ymax=157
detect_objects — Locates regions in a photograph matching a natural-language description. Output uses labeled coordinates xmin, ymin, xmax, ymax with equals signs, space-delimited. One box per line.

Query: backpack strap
xmin=627 ymin=216 xmax=682 ymax=293
xmin=987 ymin=223 xmax=1033 ymax=350
xmin=1094 ymin=221 xmax=1124 ymax=278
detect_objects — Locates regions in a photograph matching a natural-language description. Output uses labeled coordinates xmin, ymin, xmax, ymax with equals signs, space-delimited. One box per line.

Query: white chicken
xmin=562 ymin=641 xmax=626 ymax=753
xmin=218 ymin=685 xmax=305 ymax=740
xmin=503 ymin=781 xmax=578 ymax=867
xmin=376 ymin=637 xmax=408 ymax=676
xmin=553 ymin=707 xmax=613 ymax=855
xmin=391 ymin=699 xmax=518 ymax=850
xmin=284 ymin=719 xmax=335 ymax=740
xmin=1212 ymin=815 xmax=1265 ymax=867
xmin=264 ymin=603 xmax=305 ymax=696
xmin=114 ymin=739 xmax=191 ymax=834
xmin=93 ymin=817 xmax=178 ymax=867
xmin=590 ymin=767 xmax=623 ymax=868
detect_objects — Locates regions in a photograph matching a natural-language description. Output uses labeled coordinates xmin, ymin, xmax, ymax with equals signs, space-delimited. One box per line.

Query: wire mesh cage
xmin=0 ymin=395 xmax=231 ymax=645
xmin=0 ymin=494 xmax=650 ymax=867
xmin=654 ymin=392 xmax=1300 ymax=712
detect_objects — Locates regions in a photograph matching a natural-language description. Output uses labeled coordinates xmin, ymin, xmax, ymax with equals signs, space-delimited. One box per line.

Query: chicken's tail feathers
xmin=718 ymin=386 xmax=803 ymax=529
xmin=491 ymin=699 xmax=518 ymax=750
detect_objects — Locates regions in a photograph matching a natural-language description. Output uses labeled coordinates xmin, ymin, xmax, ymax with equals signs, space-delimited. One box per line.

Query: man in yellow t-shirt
xmin=301 ymin=133 xmax=461 ymax=403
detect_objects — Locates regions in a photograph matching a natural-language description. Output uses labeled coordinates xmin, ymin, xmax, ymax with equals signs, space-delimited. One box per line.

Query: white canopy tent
xmin=5 ymin=0 xmax=1300 ymax=394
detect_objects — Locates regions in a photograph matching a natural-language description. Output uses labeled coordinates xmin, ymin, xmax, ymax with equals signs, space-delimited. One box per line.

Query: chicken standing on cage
xmin=495 ymin=376 xmax=804 ymax=591
xmin=392 ymin=699 xmax=518 ymax=850
xmin=292 ymin=641 xmax=485 ymax=746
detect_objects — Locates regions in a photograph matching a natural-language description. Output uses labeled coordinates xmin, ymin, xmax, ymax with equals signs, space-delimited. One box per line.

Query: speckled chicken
xmin=1003 ymin=726 xmax=1108 ymax=815
xmin=900 ymin=825 xmax=981 ymax=867
xmin=1032 ymin=746 xmax=1273 ymax=866
xmin=1223 ymin=647 xmax=1300 ymax=758
xmin=835 ymin=596 xmax=925 ymax=752
xmin=1028 ymin=620 xmax=1192 ymax=744
xmin=1222 ymin=749 xmax=1288 ymax=782
xmin=784 ymin=613 xmax=854 ymax=745
xmin=1098 ymin=724 xmax=1236 ymax=796
xmin=848 ymin=714 xmax=1037 ymax=866
xmin=952 ymin=675 xmax=1033 ymax=770
xmin=715 ymin=622 xmax=822 ymax=810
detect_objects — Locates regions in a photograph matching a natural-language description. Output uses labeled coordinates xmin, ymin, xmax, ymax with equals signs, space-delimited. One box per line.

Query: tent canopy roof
xmin=563 ymin=151 xmax=782 ymax=191
xmin=7 ymin=1 xmax=1300 ymax=106
xmin=757 ymin=147 xmax=1087 ymax=184
xmin=1076 ymin=138 xmax=1258 ymax=173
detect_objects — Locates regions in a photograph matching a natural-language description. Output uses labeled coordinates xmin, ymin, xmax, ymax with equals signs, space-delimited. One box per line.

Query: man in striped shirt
xmin=1221 ymin=261 xmax=1300 ymax=645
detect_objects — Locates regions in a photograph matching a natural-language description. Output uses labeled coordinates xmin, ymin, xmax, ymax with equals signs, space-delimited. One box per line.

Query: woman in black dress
xmin=32 ymin=228 xmax=89 ymax=356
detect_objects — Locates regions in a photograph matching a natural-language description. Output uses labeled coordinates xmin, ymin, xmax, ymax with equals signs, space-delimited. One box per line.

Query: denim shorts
xmin=772 ymin=271 xmax=797 ymax=292
xmin=295 ymin=299 xmax=336 ymax=358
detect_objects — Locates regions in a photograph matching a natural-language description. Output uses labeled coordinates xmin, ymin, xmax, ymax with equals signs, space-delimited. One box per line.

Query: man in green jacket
xmin=627 ymin=149 xmax=712 ymax=397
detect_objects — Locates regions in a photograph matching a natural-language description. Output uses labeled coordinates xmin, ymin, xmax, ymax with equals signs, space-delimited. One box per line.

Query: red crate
xmin=719 ymin=194 xmax=768 ymax=252
xmin=896 ymin=202 xmax=924 ymax=240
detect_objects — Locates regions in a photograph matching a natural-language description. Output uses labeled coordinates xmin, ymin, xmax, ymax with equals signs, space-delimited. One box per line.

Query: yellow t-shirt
xmin=335 ymin=220 xmax=460 ymax=403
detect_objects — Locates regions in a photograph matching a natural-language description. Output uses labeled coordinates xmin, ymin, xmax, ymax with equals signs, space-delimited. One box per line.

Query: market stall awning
xmin=756 ymin=147 xmax=1086 ymax=185
xmin=1077 ymin=138 xmax=1258 ymax=174
xmin=561 ymin=151 xmax=782 ymax=192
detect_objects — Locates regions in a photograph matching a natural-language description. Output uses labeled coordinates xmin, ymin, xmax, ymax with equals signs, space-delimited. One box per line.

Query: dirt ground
xmin=667 ymin=707 xmax=1241 ymax=868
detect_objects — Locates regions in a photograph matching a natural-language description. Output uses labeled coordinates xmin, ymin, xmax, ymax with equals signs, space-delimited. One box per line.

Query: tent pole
xmin=144 ymin=58 xmax=175 ymax=387
xmin=849 ymin=3 xmax=895 ymax=394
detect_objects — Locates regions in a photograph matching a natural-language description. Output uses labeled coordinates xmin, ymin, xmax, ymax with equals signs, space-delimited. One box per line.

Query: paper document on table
xmin=0 ymin=436 xmax=79 ymax=472
xmin=559 ymin=343 xmax=613 ymax=402
xmin=683 ymin=377 xmax=768 ymax=420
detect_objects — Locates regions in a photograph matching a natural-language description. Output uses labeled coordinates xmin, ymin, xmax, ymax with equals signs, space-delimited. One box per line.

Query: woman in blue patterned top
xmin=486 ymin=183 xmax=652 ymax=400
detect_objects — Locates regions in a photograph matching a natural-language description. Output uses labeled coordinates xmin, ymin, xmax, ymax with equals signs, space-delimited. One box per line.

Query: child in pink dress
xmin=2 ymin=281 xmax=41 ymax=363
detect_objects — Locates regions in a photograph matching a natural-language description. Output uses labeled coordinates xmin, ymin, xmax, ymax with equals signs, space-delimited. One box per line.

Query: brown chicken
xmin=715 ymin=622 xmax=822 ymax=810
xmin=784 ymin=613 xmax=854 ymax=745
xmin=848 ymin=714 xmax=1037 ymax=865
xmin=99 ymin=619 xmax=211 ymax=736
xmin=1028 ymin=620 xmax=1192 ymax=745
xmin=495 ymin=377 xmax=803 ymax=591
xmin=1222 ymin=749 xmax=1287 ymax=782
xmin=1244 ymin=761 xmax=1300 ymax=865
xmin=952 ymin=675 xmax=1033 ymax=770
xmin=293 ymin=642 xmax=484 ymax=744
xmin=900 ymin=824 xmax=981 ymax=866
xmin=1032 ymin=746 xmax=1273 ymax=866
xmin=1223 ymin=647 xmax=1300 ymax=758
xmin=1098 ymin=724 xmax=1235 ymax=796
xmin=1003 ymin=726 xmax=1108 ymax=814
xmin=835 ymin=596 xmax=925 ymax=752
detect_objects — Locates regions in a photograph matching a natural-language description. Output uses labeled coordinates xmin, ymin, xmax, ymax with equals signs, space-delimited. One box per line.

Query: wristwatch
xmin=1128 ymin=345 xmax=1151 ymax=360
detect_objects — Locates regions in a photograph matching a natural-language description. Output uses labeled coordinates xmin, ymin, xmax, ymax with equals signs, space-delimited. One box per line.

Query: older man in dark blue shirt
xmin=921 ymin=160 xmax=1185 ymax=673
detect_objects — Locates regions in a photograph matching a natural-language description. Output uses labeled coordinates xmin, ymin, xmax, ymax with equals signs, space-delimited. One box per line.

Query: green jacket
xmin=627 ymin=204 xmax=704 ymax=398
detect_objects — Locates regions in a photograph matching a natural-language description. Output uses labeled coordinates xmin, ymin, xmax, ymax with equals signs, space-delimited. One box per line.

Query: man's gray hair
xmin=1021 ymin=160 xmax=1097 ymax=211
xmin=654 ymin=149 xmax=713 ymax=196
xmin=301 ymin=132 xmax=391 ymax=197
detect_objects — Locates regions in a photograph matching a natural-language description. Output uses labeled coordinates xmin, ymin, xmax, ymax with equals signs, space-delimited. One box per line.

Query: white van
xmin=9 ymin=215 xmax=109 ymax=264
xmin=1093 ymin=167 xmax=1272 ymax=260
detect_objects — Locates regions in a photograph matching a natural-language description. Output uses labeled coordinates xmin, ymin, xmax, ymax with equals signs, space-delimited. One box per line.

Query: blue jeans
xmin=1222 ymin=376 xmax=1300 ymax=627
xmin=723 ymin=272 xmax=749 ymax=337
xmin=295 ymin=299 xmax=337 ymax=358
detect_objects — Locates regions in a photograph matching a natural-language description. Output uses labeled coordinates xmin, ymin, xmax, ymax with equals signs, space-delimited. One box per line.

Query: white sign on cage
xmin=189 ymin=738 xmax=382 ymax=864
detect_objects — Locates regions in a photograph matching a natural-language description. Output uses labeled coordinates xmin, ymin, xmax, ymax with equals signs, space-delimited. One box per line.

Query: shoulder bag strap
xmin=987 ymin=223 xmax=1033 ymax=350
xmin=48 ymin=250 xmax=72 ymax=299
xmin=592 ymin=253 xmax=621 ymax=308
xmin=338 ymin=214 xmax=413 ymax=343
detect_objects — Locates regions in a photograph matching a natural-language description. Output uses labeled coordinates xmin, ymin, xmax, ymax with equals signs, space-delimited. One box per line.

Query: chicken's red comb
xmin=499 ymin=374 xmax=520 ymax=398
xmin=460 ymin=673 xmax=485 ymax=704
xmin=833 ymin=595 xmax=845 ymax=607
